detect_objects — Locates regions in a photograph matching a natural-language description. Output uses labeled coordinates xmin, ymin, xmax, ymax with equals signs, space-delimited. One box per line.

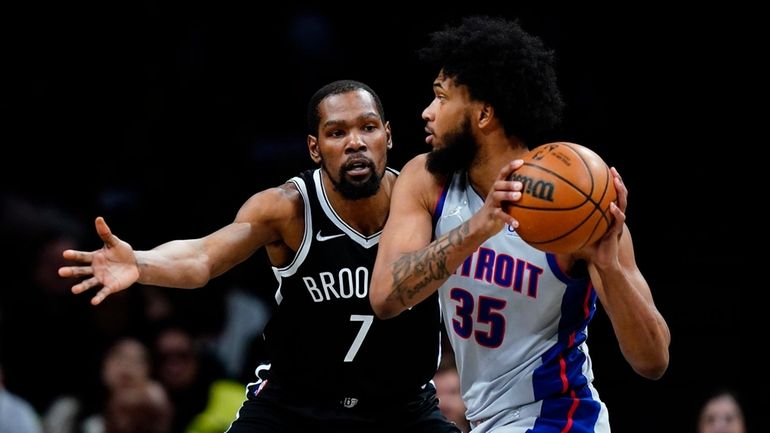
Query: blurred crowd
xmin=0 ymin=195 xmax=272 ymax=433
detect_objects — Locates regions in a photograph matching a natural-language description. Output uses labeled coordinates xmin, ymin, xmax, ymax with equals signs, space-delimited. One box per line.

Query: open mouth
xmin=345 ymin=159 xmax=372 ymax=177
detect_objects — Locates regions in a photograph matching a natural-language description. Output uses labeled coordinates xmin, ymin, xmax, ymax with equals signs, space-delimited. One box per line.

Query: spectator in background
xmin=433 ymin=331 xmax=469 ymax=433
xmin=433 ymin=365 xmax=469 ymax=433
xmin=97 ymin=337 xmax=171 ymax=433
xmin=104 ymin=383 xmax=172 ymax=433
xmin=45 ymin=337 xmax=169 ymax=433
xmin=697 ymin=390 xmax=746 ymax=433
xmin=152 ymin=324 xmax=242 ymax=433
xmin=0 ymin=361 xmax=43 ymax=433
xmin=1 ymin=230 xmax=103 ymax=415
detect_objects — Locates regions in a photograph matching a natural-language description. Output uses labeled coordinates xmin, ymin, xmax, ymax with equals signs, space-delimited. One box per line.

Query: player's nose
xmin=345 ymin=131 xmax=367 ymax=153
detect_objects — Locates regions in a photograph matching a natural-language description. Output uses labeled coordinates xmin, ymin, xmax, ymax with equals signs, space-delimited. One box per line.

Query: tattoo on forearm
xmin=388 ymin=221 xmax=471 ymax=307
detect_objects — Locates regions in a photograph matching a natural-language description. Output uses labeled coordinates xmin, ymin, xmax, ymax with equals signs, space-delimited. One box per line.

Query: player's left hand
xmin=580 ymin=167 xmax=627 ymax=268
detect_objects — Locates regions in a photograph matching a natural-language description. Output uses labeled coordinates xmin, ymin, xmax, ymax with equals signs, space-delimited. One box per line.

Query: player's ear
xmin=308 ymin=135 xmax=322 ymax=163
xmin=384 ymin=121 xmax=393 ymax=150
xmin=477 ymin=103 xmax=494 ymax=129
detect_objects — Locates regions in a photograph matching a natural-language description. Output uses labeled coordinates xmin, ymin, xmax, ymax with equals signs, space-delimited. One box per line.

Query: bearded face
xmin=321 ymin=154 xmax=383 ymax=200
xmin=426 ymin=116 xmax=478 ymax=177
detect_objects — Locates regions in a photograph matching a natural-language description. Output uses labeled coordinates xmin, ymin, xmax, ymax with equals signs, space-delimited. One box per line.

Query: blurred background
xmin=1 ymin=3 xmax=759 ymax=433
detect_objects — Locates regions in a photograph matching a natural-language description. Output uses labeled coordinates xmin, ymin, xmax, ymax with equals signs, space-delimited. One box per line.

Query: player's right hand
xmin=58 ymin=216 xmax=140 ymax=305
xmin=476 ymin=159 xmax=524 ymax=236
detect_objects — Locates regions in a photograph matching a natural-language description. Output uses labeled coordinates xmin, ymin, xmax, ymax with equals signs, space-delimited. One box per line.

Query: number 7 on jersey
xmin=345 ymin=315 xmax=373 ymax=362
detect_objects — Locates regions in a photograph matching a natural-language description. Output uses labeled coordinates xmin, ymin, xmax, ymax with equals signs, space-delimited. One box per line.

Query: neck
xmin=468 ymin=134 xmax=528 ymax=195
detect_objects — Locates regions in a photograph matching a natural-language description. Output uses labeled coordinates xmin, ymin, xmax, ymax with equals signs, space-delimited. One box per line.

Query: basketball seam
xmin=567 ymin=143 xmax=613 ymax=249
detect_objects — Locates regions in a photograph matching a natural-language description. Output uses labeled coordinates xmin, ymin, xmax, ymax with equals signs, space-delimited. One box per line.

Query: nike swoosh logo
xmin=316 ymin=231 xmax=346 ymax=242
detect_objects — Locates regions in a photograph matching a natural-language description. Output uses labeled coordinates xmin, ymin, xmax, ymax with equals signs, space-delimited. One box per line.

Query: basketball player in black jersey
xmin=59 ymin=80 xmax=460 ymax=433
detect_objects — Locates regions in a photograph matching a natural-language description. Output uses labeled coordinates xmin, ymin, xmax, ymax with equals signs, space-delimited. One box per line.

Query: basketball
xmin=505 ymin=142 xmax=617 ymax=254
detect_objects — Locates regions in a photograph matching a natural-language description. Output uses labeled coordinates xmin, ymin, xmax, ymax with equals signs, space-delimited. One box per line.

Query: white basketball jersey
xmin=435 ymin=172 xmax=608 ymax=432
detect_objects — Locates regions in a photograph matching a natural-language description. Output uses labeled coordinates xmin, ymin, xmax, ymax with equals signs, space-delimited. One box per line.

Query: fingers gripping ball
xmin=505 ymin=142 xmax=617 ymax=254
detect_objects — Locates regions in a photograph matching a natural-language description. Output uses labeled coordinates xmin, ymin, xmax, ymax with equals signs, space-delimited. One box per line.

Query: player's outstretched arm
xmin=60 ymin=185 xmax=300 ymax=305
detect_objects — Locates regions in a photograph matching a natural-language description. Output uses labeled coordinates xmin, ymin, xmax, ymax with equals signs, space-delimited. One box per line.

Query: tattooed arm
xmin=370 ymin=155 xmax=523 ymax=319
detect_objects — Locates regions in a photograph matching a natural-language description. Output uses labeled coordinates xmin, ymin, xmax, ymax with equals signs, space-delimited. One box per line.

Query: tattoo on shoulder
xmin=387 ymin=221 xmax=471 ymax=307
xmin=278 ymin=182 xmax=297 ymax=193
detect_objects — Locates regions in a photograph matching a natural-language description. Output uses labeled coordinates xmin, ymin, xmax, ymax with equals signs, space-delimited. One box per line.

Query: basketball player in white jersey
xmin=59 ymin=80 xmax=460 ymax=433
xmin=371 ymin=16 xmax=670 ymax=433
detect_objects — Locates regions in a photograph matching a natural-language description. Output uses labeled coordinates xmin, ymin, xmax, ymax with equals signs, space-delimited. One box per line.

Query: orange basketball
xmin=505 ymin=142 xmax=617 ymax=254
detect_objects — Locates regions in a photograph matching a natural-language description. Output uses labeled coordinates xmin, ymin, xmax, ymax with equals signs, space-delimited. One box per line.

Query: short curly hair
xmin=418 ymin=16 xmax=563 ymax=146
xmin=307 ymin=80 xmax=385 ymax=136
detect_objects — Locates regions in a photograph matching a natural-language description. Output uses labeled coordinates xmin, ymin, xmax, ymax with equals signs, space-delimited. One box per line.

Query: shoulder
xmin=236 ymin=181 xmax=304 ymax=224
xmin=383 ymin=167 xmax=399 ymax=189
xmin=400 ymin=153 xmax=428 ymax=175
xmin=399 ymin=154 xmax=441 ymax=186
xmin=393 ymin=153 xmax=445 ymax=213
xmin=253 ymin=181 xmax=302 ymax=207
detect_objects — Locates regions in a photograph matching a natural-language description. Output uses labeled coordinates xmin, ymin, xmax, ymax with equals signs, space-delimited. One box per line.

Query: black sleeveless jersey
xmin=263 ymin=168 xmax=442 ymax=403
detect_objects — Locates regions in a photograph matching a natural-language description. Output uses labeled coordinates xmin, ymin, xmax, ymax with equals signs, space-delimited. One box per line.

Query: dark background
xmin=1 ymin=3 xmax=760 ymax=432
